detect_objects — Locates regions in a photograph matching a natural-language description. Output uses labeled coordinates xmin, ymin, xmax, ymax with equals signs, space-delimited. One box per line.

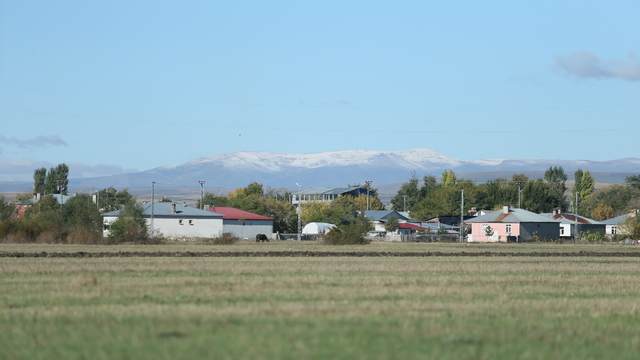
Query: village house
xmin=207 ymin=206 xmax=274 ymax=240
xmin=466 ymin=206 xmax=561 ymax=242
xmin=103 ymin=202 xmax=224 ymax=239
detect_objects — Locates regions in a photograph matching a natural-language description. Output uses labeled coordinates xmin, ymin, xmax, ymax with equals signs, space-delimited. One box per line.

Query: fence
xmin=366 ymin=233 xmax=462 ymax=242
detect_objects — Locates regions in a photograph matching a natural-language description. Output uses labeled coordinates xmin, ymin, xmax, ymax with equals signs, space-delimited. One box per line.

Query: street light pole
xmin=198 ymin=181 xmax=206 ymax=210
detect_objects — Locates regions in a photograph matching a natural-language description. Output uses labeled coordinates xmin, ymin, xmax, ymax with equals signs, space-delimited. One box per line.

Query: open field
xmin=2 ymin=242 xmax=640 ymax=359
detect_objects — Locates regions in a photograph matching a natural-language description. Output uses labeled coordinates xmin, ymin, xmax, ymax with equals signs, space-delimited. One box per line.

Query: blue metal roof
xmin=103 ymin=202 xmax=224 ymax=218
xmin=466 ymin=207 xmax=561 ymax=223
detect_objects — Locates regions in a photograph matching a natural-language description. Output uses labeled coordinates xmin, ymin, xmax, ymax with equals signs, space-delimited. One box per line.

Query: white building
xmin=103 ymin=202 xmax=224 ymax=239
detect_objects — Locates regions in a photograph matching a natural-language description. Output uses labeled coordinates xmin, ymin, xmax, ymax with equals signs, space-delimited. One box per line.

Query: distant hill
xmin=2 ymin=149 xmax=638 ymax=203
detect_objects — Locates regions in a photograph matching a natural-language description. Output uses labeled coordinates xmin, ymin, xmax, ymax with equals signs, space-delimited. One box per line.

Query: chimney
xmin=553 ymin=207 xmax=561 ymax=215
xmin=503 ymin=205 xmax=510 ymax=214
xmin=171 ymin=203 xmax=176 ymax=214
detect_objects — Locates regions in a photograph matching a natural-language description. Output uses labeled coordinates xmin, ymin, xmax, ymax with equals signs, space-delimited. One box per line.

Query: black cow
xmin=256 ymin=234 xmax=269 ymax=242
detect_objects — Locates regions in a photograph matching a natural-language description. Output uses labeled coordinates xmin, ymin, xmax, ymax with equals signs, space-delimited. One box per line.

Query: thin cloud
xmin=0 ymin=135 xmax=68 ymax=148
xmin=555 ymin=50 xmax=640 ymax=81
xmin=0 ymin=158 xmax=137 ymax=182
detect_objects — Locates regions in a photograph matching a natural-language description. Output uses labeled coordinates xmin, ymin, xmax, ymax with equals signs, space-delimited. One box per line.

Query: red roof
xmin=208 ymin=207 xmax=273 ymax=220
xmin=398 ymin=223 xmax=426 ymax=230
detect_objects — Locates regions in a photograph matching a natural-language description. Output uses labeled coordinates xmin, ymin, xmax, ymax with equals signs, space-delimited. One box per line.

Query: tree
xmin=197 ymin=192 xmax=231 ymax=209
xmin=0 ymin=195 xmax=15 ymax=221
xmin=440 ymin=170 xmax=457 ymax=187
xmin=44 ymin=164 xmax=69 ymax=195
xmin=33 ymin=168 xmax=47 ymax=195
xmin=625 ymin=175 xmax=640 ymax=190
xmin=591 ymin=202 xmax=614 ymax=221
xmin=61 ymin=194 xmax=102 ymax=232
xmin=106 ymin=202 xmax=149 ymax=244
xmin=97 ymin=187 xmax=136 ymax=213
xmin=384 ymin=214 xmax=399 ymax=233
xmin=353 ymin=194 xmax=384 ymax=211
xmin=544 ymin=166 xmax=567 ymax=196
xmin=390 ymin=171 xmax=420 ymax=212
xmin=572 ymin=169 xmax=594 ymax=215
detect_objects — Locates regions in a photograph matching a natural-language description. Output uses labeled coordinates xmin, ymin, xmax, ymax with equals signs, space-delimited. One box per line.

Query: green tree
xmin=440 ymin=170 xmax=457 ymax=187
xmin=33 ymin=168 xmax=47 ymax=195
xmin=572 ymin=169 xmax=594 ymax=215
xmin=0 ymin=195 xmax=15 ymax=220
xmin=197 ymin=192 xmax=231 ymax=209
xmin=61 ymin=194 xmax=102 ymax=232
xmin=97 ymin=187 xmax=136 ymax=213
xmin=625 ymin=175 xmax=640 ymax=190
xmin=390 ymin=171 xmax=420 ymax=212
xmin=106 ymin=202 xmax=149 ymax=244
xmin=544 ymin=166 xmax=568 ymax=210
xmin=384 ymin=214 xmax=399 ymax=232
xmin=44 ymin=163 xmax=69 ymax=195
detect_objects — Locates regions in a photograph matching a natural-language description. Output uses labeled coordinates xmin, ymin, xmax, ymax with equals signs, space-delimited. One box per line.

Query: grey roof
xmin=601 ymin=213 xmax=632 ymax=225
xmin=466 ymin=208 xmax=561 ymax=224
xmin=298 ymin=187 xmax=362 ymax=196
xmin=103 ymin=202 xmax=224 ymax=218
xmin=540 ymin=213 xmax=603 ymax=225
xmin=363 ymin=210 xmax=409 ymax=221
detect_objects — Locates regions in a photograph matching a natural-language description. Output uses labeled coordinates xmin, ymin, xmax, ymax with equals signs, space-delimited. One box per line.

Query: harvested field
xmin=2 ymin=242 xmax=640 ymax=359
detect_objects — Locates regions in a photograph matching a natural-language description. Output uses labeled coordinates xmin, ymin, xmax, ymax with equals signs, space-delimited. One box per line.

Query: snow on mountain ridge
xmin=175 ymin=149 xmax=463 ymax=171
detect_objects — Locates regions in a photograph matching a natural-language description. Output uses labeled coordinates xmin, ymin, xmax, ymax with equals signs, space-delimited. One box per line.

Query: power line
xmin=3 ymin=85 xmax=639 ymax=111
xmin=1 ymin=107 xmax=638 ymax=135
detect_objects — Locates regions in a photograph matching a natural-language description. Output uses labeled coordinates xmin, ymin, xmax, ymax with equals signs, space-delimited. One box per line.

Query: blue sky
xmin=1 ymin=1 xmax=639 ymax=182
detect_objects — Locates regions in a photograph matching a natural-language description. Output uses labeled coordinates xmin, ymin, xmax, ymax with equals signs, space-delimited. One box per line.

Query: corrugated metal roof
xmin=363 ymin=210 xmax=409 ymax=221
xmin=298 ymin=187 xmax=362 ymax=195
xmin=103 ymin=202 xmax=224 ymax=218
xmin=466 ymin=208 xmax=561 ymax=223
xmin=550 ymin=213 xmax=602 ymax=225
xmin=601 ymin=213 xmax=631 ymax=225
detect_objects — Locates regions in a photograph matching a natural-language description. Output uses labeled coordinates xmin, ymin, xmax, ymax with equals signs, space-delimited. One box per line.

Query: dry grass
xmin=2 ymin=240 xmax=639 ymax=254
xmin=2 ymin=245 xmax=640 ymax=359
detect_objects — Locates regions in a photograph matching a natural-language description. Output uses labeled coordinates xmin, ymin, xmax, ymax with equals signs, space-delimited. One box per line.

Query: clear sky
xmin=1 ymin=1 xmax=639 ymax=182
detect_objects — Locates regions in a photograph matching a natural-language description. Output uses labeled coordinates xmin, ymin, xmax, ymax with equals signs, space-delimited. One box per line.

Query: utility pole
xmin=297 ymin=183 xmax=302 ymax=241
xmin=365 ymin=180 xmax=372 ymax=211
xmin=151 ymin=182 xmax=155 ymax=230
xmin=403 ymin=195 xmax=407 ymax=213
xmin=460 ymin=189 xmax=464 ymax=243
xmin=515 ymin=181 xmax=525 ymax=208
xmin=57 ymin=179 xmax=65 ymax=210
xmin=574 ymin=192 xmax=579 ymax=242
xmin=198 ymin=180 xmax=206 ymax=210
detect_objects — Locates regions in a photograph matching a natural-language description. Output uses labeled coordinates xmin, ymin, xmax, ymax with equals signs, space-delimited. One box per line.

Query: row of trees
xmin=0 ymin=162 xmax=148 ymax=243
xmin=390 ymin=167 xmax=639 ymax=222
xmin=196 ymin=182 xmax=383 ymax=233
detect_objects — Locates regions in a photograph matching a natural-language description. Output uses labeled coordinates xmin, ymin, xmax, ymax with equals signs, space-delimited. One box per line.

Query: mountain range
xmin=66 ymin=149 xmax=640 ymax=191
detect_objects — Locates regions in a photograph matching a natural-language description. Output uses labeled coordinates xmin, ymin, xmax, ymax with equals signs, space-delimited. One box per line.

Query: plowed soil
xmin=2 ymin=251 xmax=640 ymax=258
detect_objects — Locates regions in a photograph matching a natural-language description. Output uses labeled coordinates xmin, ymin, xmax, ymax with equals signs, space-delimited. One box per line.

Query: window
xmin=560 ymin=227 xmax=565 ymax=235
xmin=506 ymin=224 xmax=511 ymax=234
xmin=189 ymin=220 xmax=193 ymax=226
xmin=179 ymin=220 xmax=183 ymax=225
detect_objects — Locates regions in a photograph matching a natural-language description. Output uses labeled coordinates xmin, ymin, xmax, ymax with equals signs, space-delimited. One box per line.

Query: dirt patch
xmin=1 ymin=251 xmax=640 ymax=258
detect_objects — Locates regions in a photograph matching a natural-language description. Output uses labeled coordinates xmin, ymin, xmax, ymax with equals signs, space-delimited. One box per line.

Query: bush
xmin=580 ymin=231 xmax=607 ymax=244
xmin=323 ymin=226 xmax=371 ymax=245
xmin=202 ymin=232 xmax=240 ymax=245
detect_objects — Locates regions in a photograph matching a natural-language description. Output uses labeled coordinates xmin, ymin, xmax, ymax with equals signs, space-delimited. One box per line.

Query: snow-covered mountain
xmin=71 ymin=149 xmax=640 ymax=190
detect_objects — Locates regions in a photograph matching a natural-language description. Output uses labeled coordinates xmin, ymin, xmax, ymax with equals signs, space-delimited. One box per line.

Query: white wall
xmin=149 ymin=217 xmax=223 ymax=238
